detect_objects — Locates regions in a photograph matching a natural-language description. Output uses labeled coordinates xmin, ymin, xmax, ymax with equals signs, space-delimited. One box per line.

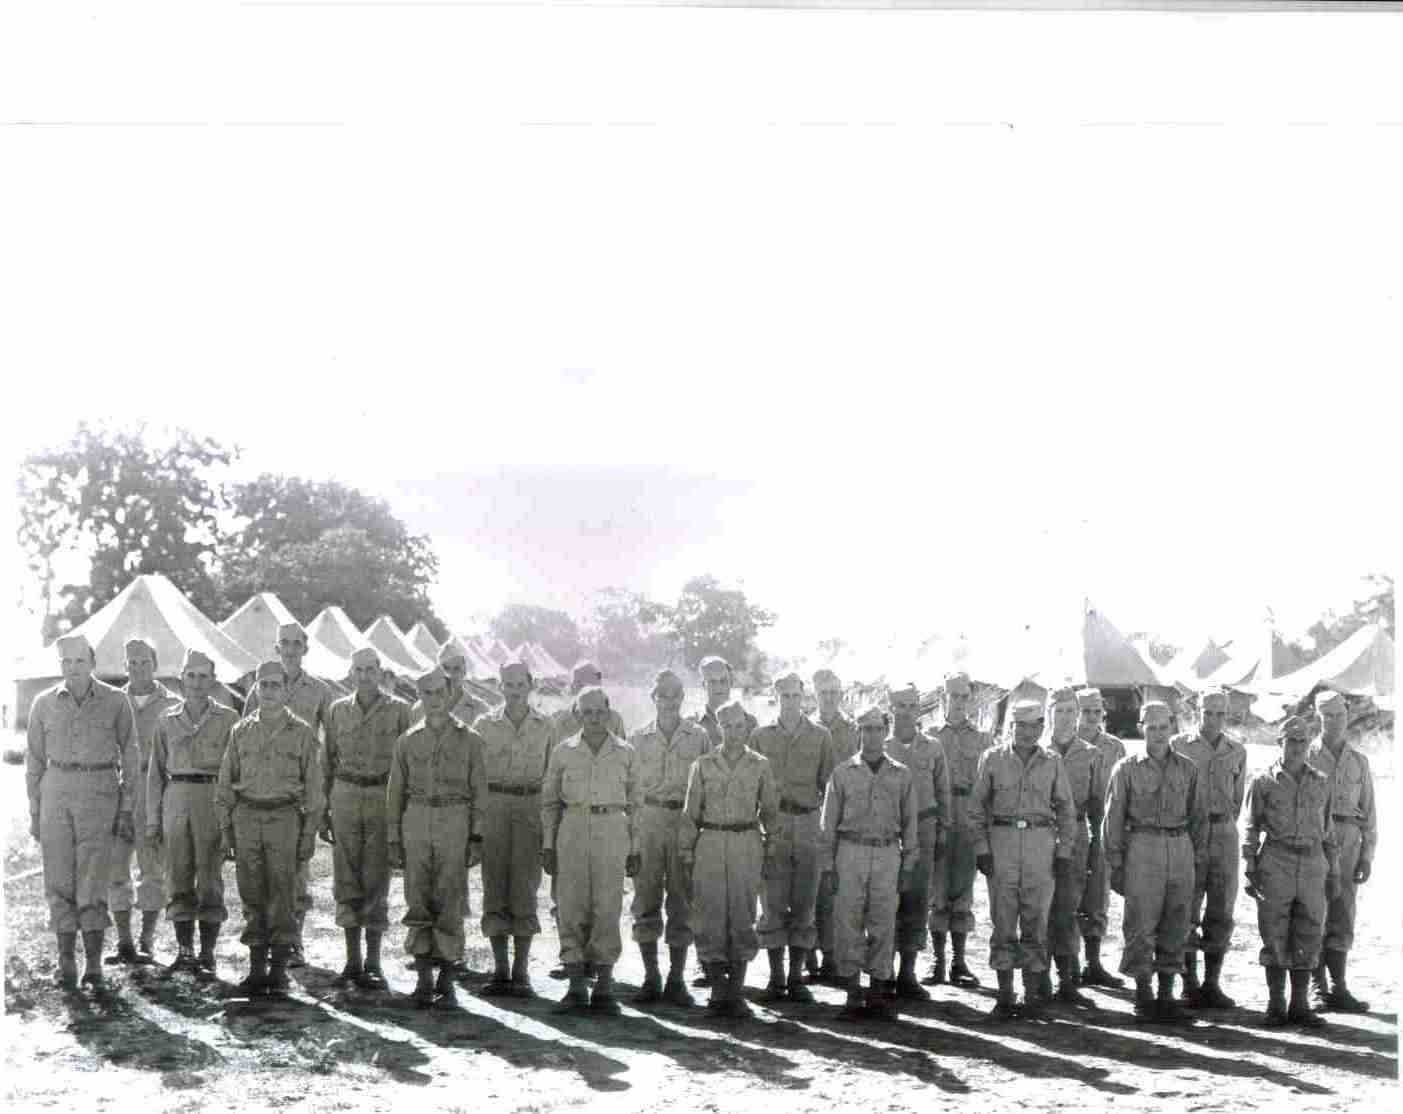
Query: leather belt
xmin=1267 ymin=837 xmax=1320 ymax=855
xmin=238 ymin=797 xmax=296 ymax=811
xmin=169 ymin=773 xmax=217 ymax=784
xmin=993 ymin=817 xmax=1053 ymax=830
xmin=47 ymin=760 xmax=117 ymax=773
xmin=1130 ymin=824 xmax=1187 ymax=836
xmin=779 ymin=799 xmax=817 ymax=815
xmin=337 ymin=772 xmax=389 ymax=788
xmin=698 ymin=821 xmax=757 ymax=833
xmin=917 ymin=805 xmax=941 ymax=822
xmin=566 ymin=804 xmax=628 ymax=815
xmin=951 ymin=787 xmax=972 ymax=797
xmin=409 ymin=795 xmax=471 ymax=807
xmin=645 ymin=795 xmax=684 ymax=810
xmin=839 ymin=832 xmax=898 ymax=847
xmin=1331 ymin=814 xmax=1360 ymax=825
xmin=488 ymin=783 xmax=539 ymax=796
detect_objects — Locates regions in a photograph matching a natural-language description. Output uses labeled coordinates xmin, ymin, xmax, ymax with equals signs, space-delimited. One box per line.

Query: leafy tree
xmin=489 ymin=604 xmax=585 ymax=671
xmin=17 ymin=423 xmax=233 ymax=635
xmin=665 ymin=575 xmax=777 ymax=672
xmin=1301 ymin=573 xmax=1395 ymax=659
xmin=583 ymin=587 xmax=675 ymax=681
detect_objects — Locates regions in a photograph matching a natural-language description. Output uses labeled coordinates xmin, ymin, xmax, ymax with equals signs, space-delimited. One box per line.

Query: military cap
xmin=652 ymin=669 xmax=685 ymax=694
xmin=716 ymin=699 xmax=750 ymax=725
xmin=1010 ymin=699 xmax=1044 ymax=724
xmin=812 ymin=668 xmax=842 ymax=689
xmin=889 ymin=682 xmax=920 ymax=701
xmin=1279 ymin=715 xmax=1311 ymax=741
xmin=351 ymin=647 xmax=381 ymax=668
xmin=773 ymin=672 xmax=805 ymax=692
xmin=124 ymin=637 xmax=156 ymax=660
xmin=416 ymin=666 xmax=448 ymax=691
xmin=699 ymin=655 xmax=733 ymax=677
xmin=1076 ymin=687 xmax=1106 ymax=710
xmin=944 ymin=672 xmax=973 ymax=695
xmin=575 ymin=685 xmax=610 ymax=710
xmin=1140 ymin=700 xmax=1172 ymax=723
xmin=1048 ymin=686 xmax=1079 ymax=708
xmin=436 ymin=643 xmax=466 ymax=665
xmin=855 ymin=706 xmax=888 ymax=728
xmin=181 ymin=648 xmax=215 ymax=673
xmin=572 ymin=659 xmax=604 ymax=680
xmin=56 ymin=633 xmax=93 ymax=659
xmin=499 ymin=659 xmax=533 ymax=683
xmin=256 ymin=660 xmax=287 ymax=682
xmin=1314 ymin=690 xmax=1347 ymax=713
xmin=276 ymin=622 xmax=307 ymax=642
xmin=1200 ymin=689 xmax=1230 ymax=712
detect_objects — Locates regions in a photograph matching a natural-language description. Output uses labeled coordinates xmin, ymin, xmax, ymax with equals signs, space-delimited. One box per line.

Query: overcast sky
xmin=5 ymin=2 xmax=1399 ymax=662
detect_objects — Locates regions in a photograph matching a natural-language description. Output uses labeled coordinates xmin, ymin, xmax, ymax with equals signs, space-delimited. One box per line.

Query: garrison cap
xmin=351 ymin=647 xmax=381 ymax=668
xmin=436 ymin=643 xmax=466 ymax=665
xmin=1076 ymin=687 xmax=1106 ymax=710
xmin=181 ymin=648 xmax=214 ymax=673
xmin=276 ymin=622 xmax=307 ymax=642
xmin=256 ymin=660 xmax=287 ymax=682
xmin=812 ymin=668 xmax=842 ymax=689
xmin=773 ymin=672 xmax=805 ymax=692
xmin=572 ymin=660 xmax=604 ymax=680
xmin=576 ymin=685 xmax=610 ymax=710
xmin=856 ymin=706 xmax=888 ymax=728
xmin=888 ymin=683 xmax=921 ymax=703
xmin=1140 ymin=700 xmax=1172 ymax=723
xmin=1049 ymin=686 xmax=1079 ymax=708
xmin=124 ymin=637 xmax=156 ymax=660
xmin=1279 ymin=715 xmax=1311 ymax=741
xmin=56 ymin=633 xmax=93 ymax=659
xmin=944 ymin=672 xmax=973 ymax=695
xmin=1200 ymin=688 xmax=1231 ymax=712
xmin=652 ymin=669 xmax=685 ymax=694
xmin=699 ymin=655 xmax=732 ymax=678
xmin=1314 ymin=690 xmax=1347 ymax=713
xmin=1010 ymin=699 xmax=1044 ymax=724
xmin=499 ymin=660 xmax=533 ymax=682
xmin=716 ymin=699 xmax=750 ymax=725
xmin=416 ymin=666 xmax=448 ymax=692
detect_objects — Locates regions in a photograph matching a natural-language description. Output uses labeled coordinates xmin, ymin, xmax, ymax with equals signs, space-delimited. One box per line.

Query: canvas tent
xmin=364 ymin=615 xmax=436 ymax=675
xmin=13 ymin=574 xmax=260 ymax=724
xmin=524 ymin=642 xmax=570 ymax=680
xmin=1254 ymin=624 xmax=1395 ymax=708
xmin=306 ymin=606 xmax=379 ymax=672
xmin=219 ymin=593 xmax=351 ymax=690
xmin=439 ymin=634 xmax=499 ymax=679
xmin=406 ymin=621 xmax=441 ymax=662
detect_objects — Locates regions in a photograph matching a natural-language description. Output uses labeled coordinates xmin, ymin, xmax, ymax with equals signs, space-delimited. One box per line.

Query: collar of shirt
xmin=1269 ymin=758 xmax=1320 ymax=784
xmin=561 ymin=733 xmax=625 ymax=755
xmin=174 ymin=698 xmax=223 ymax=729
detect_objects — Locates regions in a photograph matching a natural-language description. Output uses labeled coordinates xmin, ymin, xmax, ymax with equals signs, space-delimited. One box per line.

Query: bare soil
xmin=4 ymin=731 xmax=1396 ymax=1113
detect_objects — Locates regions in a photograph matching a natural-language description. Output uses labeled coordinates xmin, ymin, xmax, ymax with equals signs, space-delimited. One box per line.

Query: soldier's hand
xmin=1053 ymin=856 xmax=1071 ymax=880
xmin=221 ymin=831 xmax=237 ymax=862
xmin=976 ymin=853 xmax=994 ymax=878
xmin=625 ymin=853 xmax=641 ymax=878
xmin=1243 ymin=870 xmax=1262 ymax=902
xmin=114 ymin=811 xmax=135 ymax=843
xmin=1354 ymin=858 xmax=1372 ymax=885
xmin=467 ymin=838 xmax=482 ymax=869
xmin=388 ymin=843 xmax=405 ymax=869
xmin=540 ymin=848 xmax=557 ymax=877
xmin=30 ymin=817 xmax=40 ymax=843
xmin=318 ymin=816 xmax=335 ymax=845
xmin=1110 ymin=865 xmax=1126 ymax=896
xmin=823 ymin=870 xmax=838 ymax=896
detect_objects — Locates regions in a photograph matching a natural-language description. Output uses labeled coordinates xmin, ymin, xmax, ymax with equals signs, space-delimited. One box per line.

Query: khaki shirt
xmin=933 ymin=720 xmax=994 ymax=830
xmin=886 ymin=731 xmax=952 ymax=848
xmin=970 ymin=743 xmax=1077 ymax=859
xmin=1174 ymin=730 xmax=1247 ymax=822
xmin=540 ymin=734 xmax=642 ymax=854
xmin=386 ymin=717 xmax=485 ymax=843
xmin=216 ymin=708 xmax=323 ymax=831
xmin=819 ymin=711 xmax=860 ymax=766
xmin=1103 ymin=751 xmax=1208 ymax=873
xmin=324 ymin=691 xmax=414 ymax=802
xmin=26 ymin=678 xmax=140 ymax=822
xmin=821 ymin=754 xmax=920 ymax=873
xmin=1044 ymin=734 xmax=1105 ymax=825
xmin=678 ymin=746 xmax=780 ymax=859
xmin=549 ymin=706 xmax=628 ymax=750
xmin=630 ymin=717 xmax=713 ymax=803
xmin=123 ymin=682 xmax=182 ymax=776
xmin=1242 ymin=760 xmax=1339 ymax=875
xmin=694 ymin=704 xmax=759 ymax=749
xmin=147 ymin=699 xmax=240 ymax=836
xmin=1308 ymin=738 xmax=1378 ymax=863
xmin=244 ymin=669 xmax=334 ymax=741
xmin=748 ymin=715 xmax=836 ymax=812
xmin=473 ymin=706 xmax=555 ymax=789
xmin=412 ymin=689 xmax=489 ymax=727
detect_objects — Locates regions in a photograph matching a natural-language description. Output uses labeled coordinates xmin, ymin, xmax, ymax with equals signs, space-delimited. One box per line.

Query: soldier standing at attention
xmin=807 ymin=668 xmax=858 ymax=982
xmin=1307 ymin=689 xmax=1377 ymax=1013
xmin=694 ymin=656 xmax=758 ymax=749
xmin=110 ymin=637 xmax=179 ymax=964
xmin=217 ymin=661 xmax=323 ymax=996
xmin=27 ymin=633 xmax=139 ymax=992
xmin=1242 ymin=715 xmax=1338 ymax=1027
xmin=1075 ymin=687 xmax=1128 ymax=987
xmin=926 ymin=672 xmax=992 ymax=988
xmin=146 ymin=650 xmax=239 ymax=977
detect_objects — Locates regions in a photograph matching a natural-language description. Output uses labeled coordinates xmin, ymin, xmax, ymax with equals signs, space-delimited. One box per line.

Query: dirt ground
xmin=3 ymin=728 xmax=1397 ymax=1114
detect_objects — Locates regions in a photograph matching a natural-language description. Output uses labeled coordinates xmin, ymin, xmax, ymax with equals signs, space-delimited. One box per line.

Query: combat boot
xmin=434 ymin=962 xmax=458 ymax=1008
xmin=1054 ymin=956 xmax=1095 ymax=1007
xmin=591 ymin=964 xmax=622 ymax=1015
xmin=1196 ymin=952 xmax=1236 ymax=1009
xmin=804 ymin=948 xmax=820 ymax=982
xmin=704 ymin=962 xmax=731 ymax=1012
xmin=358 ymin=931 xmax=388 ymax=990
xmin=1081 ymin=938 xmax=1124 ymax=988
xmin=411 ymin=957 xmax=435 ymax=1008
xmin=894 ymin=951 xmax=931 ymax=1001
xmin=761 ymin=947 xmax=788 ymax=1003
xmin=1310 ymin=961 xmax=1331 ymax=1011
xmin=1288 ymin=968 xmax=1325 ymax=1028
xmin=481 ymin=935 xmax=513 ymax=996
xmin=196 ymin=922 xmax=220 ymax=979
xmin=80 ymin=931 xmax=106 ymax=991
xmin=725 ymin=958 xmax=752 ymax=1018
xmin=1263 ymin=966 xmax=1289 ymax=1027
xmin=1133 ymin=976 xmax=1157 ymax=1020
xmin=923 ymin=932 xmax=948 ymax=985
xmin=1020 ymin=969 xmax=1046 ymax=1019
xmin=663 ymin=946 xmax=694 ymax=1006
xmin=138 ymin=911 xmax=160 ymax=960
xmin=109 ymin=911 xmax=140 ymax=964
xmin=266 ymin=947 xmax=291 ymax=995
xmin=556 ymin=964 xmax=591 ymax=1012
xmin=837 ymin=974 xmax=866 ymax=1021
xmin=239 ymin=947 xmax=270 ymax=995
xmin=986 ymin=969 xmax=1017 ymax=1021
xmin=335 ymin=927 xmax=365 ymax=986
xmin=634 ymin=942 xmax=663 ymax=1003
xmin=867 ymin=979 xmax=899 ymax=1022
xmin=949 ymin=932 xmax=980 ymax=987
xmin=509 ymin=936 xmax=535 ymax=998
xmin=786 ymin=946 xmax=815 ymax=1003
xmin=1035 ymin=968 xmax=1054 ymax=1004
xmin=55 ymin=932 xmax=79 ymax=991
xmin=1324 ymin=950 xmax=1370 ymax=1013
xmin=169 ymin=920 xmax=197 ymax=972
xmin=1180 ymin=950 xmax=1203 ymax=1005
xmin=816 ymin=949 xmax=842 ymax=986
xmin=1155 ymin=971 xmax=1189 ymax=1023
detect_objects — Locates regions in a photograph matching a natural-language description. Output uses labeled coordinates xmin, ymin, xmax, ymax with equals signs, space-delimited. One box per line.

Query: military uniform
xmin=928 ymin=720 xmax=992 ymax=938
xmin=412 ymin=689 xmax=489 ymax=727
xmin=813 ymin=710 xmax=859 ymax=967
xmin=886 ymin=730 xmax=951 ymax=960
xmin=1078 ymin=724 xmax=1127 ymax=944
xmin=695 ymin=704 xmax=759 ymax=750
xmin=1045 ymin=734 xmax=1103 ymax=973
xmin=111 ymin=682 xmax=180 ymax=934
xmin=1174 ymin=729 xmax=1247 ymax=963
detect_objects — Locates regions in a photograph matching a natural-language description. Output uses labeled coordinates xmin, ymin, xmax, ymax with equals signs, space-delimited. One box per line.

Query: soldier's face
xmin=1079 ymin=707 xmax=1105 ymax=735
xmin=257 ymin=677 xmax=287 ymax=710
xmin=184 ymin=664 xmax=214 ymax=701
xmin=859 ymin=721 xmax=888 ymax=758
xmin=1282 ymin=733 xmax=1309 ymax=769
xmin=703 ymin=670 xmax=731 ymax=707
xmin=1143 ymin=714 xmax=1172 ymax=755
xmin=718 ymin=710 xmax=750 ymax=747
xmin=816 ymin=685 xmax=842 ymax=718
xmin=352 ymin=661 xmax=381 ymax=692
xmin=419 ymin=678 xmax=450 ymax=713
xmin=946 ymin=688 xmax=971 ymax=723
xmin=125 ymin=649 xmax=156 ymax=690
xmin=891 ymin=692 xmax=921 ymax=736
xmin=1319 ymin=705 xmax=1348 ymax=741
xmin=653 ymin=681 xmax=684 ymax=719
xmin=500 ymin=668 xmax=533 ymax=705
xmin=578 ymin=693 xmax=612 ymax=736
xmin=777 ymin=686 xmax=804 ymax=718
xmin=1200 ymin=706 xmax=1226 ymax=739
xmin=440 ymin=657 xmax=467 ymax=687
xmin=61 ymin=650 xmax=95 ymax=688
xmin=1052 ymin=702 xmax=1078 ymax=737
xmin=1012 ymin=718 xmax=1043 ymax=747
xmin=277 ymin=635 xmax=306 ymax=670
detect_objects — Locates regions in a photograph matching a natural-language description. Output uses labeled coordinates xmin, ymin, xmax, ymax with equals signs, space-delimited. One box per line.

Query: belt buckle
xmin=1015 ymin=819 xmax=1028 ymax=830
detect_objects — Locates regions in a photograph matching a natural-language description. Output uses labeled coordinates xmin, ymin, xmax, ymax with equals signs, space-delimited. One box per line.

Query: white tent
xmin=406 ymin=621 xmax=441 ymax=662
xmin=220 ymin=592 xmax=351 ymax=686
xmin=1253 ymin=624 xmax=1395 ymax=707
xmin=364 ymin=615 xmax=436 ymax=674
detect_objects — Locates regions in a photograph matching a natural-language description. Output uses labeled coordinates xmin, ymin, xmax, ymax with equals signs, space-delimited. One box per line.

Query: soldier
xmin=1173 ymin=688 xmax=1247 ymax=1009
xmin=146 ymin=650 xmax=239 ymax=976
xmin=749 ymin=673 xmax=835 ymax=1003
xmin=822 ymin=706 xmax=920 ymax=1021
xmin=387 ymin=667 xmax=485 ymax=1007
xmin=412 ymin=642 xmax=490 ymax=726
xmin=473 ymin=661 xmax=554 ymax=996
xmin=541 ymin=687 xmax=642 ymax=1013
xmin=1075 ymin=686 xmax=1128 ymax=987
xmin=629 ymin=669 xmax=712 ymax=1005
xmin=972 ymin=699 xmax=1076 ymax=1020
xmin=694 ymin=656 xmax=759 ymax=748
xmin=1103 ymin=700 xmax=1208 ymax=1022
xmin=1242 ymin=715 xmax=1339 ymax=1027
xmin=884 ymin=683 xmax=950 ymax=1001
xmin=321 ymin=647 xmax=413 ymax=988
xmin=678 ymin=701 xmax=780 ymax=1017
xmin=1308 ymin=689 xmax=1377 ymax=1013
xmin=217 ymin=660 xmax=323 ymax=996
xmin=109 ymin=638 xmax=180 ymax=964
xmin=926 ymin=671 xmax=992 ymax=988
xmin=242 ymin=622 xmax=334 ymax=968
xmin=808 ymin=668 xmax=858 ymax=982
xmin=26 ymin=633 xmax=139 ymax=991
xmin=1040 ymin=687 xmax=1101 ymax=1007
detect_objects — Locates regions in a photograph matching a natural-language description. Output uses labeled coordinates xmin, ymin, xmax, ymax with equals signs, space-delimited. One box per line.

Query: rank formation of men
xmin=26 ymin=631 xmax=1377 ymax=1032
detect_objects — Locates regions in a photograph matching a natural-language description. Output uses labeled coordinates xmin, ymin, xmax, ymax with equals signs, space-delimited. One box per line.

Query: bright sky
xmin=5 ymin=2 xmax=1400 ymax=664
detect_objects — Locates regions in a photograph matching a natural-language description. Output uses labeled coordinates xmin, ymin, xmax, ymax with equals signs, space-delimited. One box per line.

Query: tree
xmin=216 ymin=474 xmax=442 ymax=632
xmin=489 ymin=604 xmax=585 ymax=671
xmin=1301 ymin=573 xmax=1395 ymax=660
xmin=17 ymin=423 xmax=234 ymax=635
xmin=665 ymin=575 xmax=777 ymax=673
xmin=583 ymin=587 xmax=676 ymax=681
